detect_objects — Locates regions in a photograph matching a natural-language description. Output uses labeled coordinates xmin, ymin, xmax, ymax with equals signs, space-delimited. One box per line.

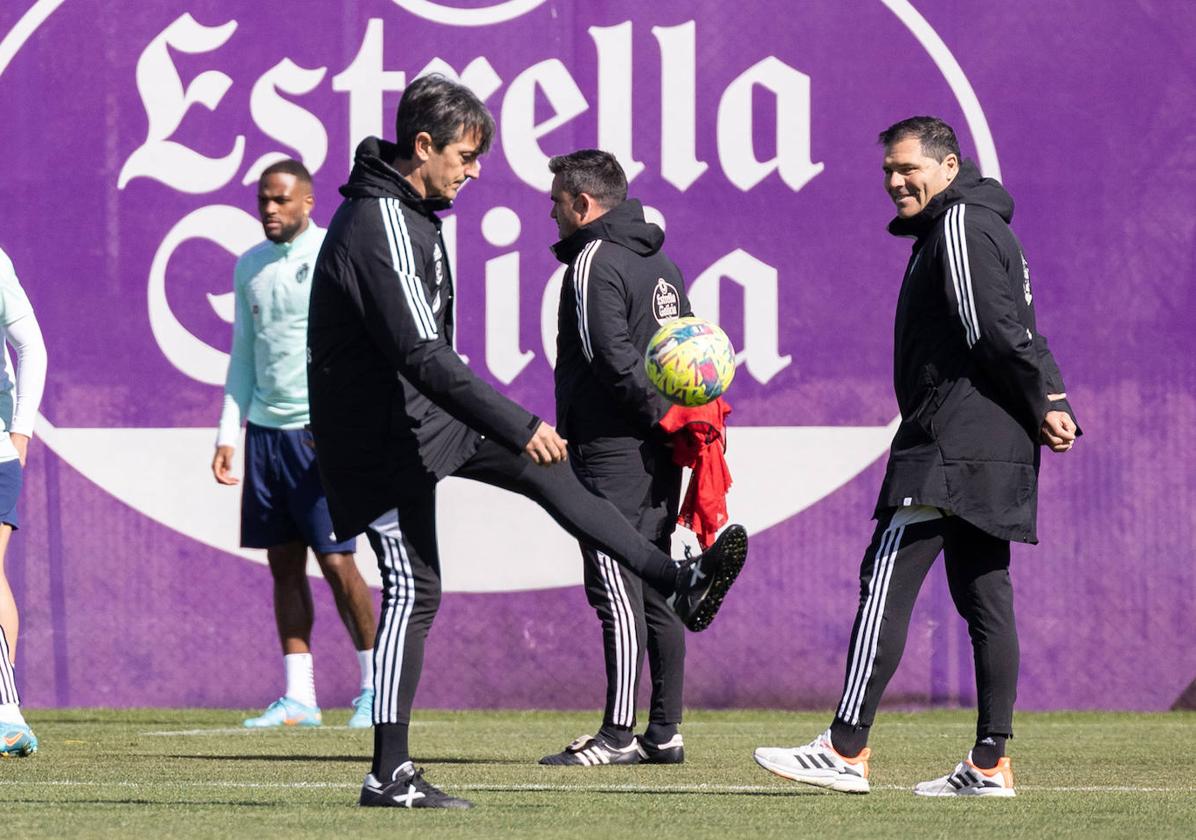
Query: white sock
xmin=0 ymin=702 xmax=25 ymax=726
xmin=358 ymin=649 xmax=374 ymax=691
xmin=283 ymin=653 xmax=317 ymax=708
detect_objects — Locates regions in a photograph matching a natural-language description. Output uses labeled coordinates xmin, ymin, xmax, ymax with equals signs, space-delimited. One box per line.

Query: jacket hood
xmin=552 ymin=199 xmax=664 ymax=264
xmin=887 ymin=159 xmax=1014 ymax=239
xmin=339 ymin=136 xmax=452 ymax=215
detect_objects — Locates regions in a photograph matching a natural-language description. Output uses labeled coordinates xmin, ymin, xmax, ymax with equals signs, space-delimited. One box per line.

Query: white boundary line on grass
xmin=0 ymin=780 xmax=1191 ymax=794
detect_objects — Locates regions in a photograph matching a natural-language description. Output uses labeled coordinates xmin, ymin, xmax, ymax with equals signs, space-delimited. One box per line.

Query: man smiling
xmin=754 ymin=116 xmax=1079 ymax=797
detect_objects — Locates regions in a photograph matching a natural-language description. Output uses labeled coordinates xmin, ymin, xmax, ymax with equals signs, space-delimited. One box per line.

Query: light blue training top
xmin=216 ymin=222 xmax=324 ymax=446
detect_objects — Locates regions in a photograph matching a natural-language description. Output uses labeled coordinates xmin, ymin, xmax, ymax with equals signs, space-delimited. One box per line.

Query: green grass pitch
xmin=2 ymin=708 xmax=1193 ymax=839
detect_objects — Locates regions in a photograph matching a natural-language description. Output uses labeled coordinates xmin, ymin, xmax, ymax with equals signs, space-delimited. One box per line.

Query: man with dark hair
xmin=213 ymin=159 xmax=378 ymax=731
xmin=754 ymin=116 xmax=1079 ymax=797
xmin=308 ymin=74 xmax=748 ymax=810
xmin=538 ymin=149 xmax=691 ymax=767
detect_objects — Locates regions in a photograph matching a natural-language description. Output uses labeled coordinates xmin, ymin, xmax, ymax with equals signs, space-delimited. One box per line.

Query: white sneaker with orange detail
xmin=753 ymin=729 xmax=871 ymax=793
xmin=914 ymin=753 xmax=1016 ymax=797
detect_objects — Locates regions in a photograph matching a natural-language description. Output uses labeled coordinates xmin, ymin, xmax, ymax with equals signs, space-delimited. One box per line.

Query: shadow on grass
xmin=9 ymin=799 xmax=284 ymax=808
xmin=167 ymin=754 xmax=364 ymax=763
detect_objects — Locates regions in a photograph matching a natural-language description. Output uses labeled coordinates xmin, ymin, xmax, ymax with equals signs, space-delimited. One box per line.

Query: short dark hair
xmin=547 ymin=149 xmax=627 ymax=208
xmin=259 ymin=158 xmax=312 ymax=186
xmin=394 ymin=73 xmax=495 ymax=159
xmin=878 ymin=116 xmax=961 ymax=162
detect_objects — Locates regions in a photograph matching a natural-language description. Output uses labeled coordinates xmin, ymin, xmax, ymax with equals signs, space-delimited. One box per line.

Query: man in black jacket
xmin=307 ymin=75 xmax=747 ymax=809
xmin=754 ymin=116 xmax=1078 ymax=797
xmin=538 ymin=150 xmax=691 ymax=767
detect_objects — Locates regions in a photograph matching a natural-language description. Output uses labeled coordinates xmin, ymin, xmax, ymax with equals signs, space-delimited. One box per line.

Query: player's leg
xmin=0 ymin=524 xmax=17 ymax=662
xmin=241 ymin=422 xmax=321 ymax=727
xmin=314 ymin=551 xmax=377 ymax=727
xmin=0 ymin=460 xmax=35 ymax=756
xmin=640 ymin=533 xmax=686 ymax=763
xmin=913 ymin=520 xmax=1018 ymax=797
xmin=285 ymin=425 xmax=378 ymax=727
xmin=754 ymin=506 xmax=947 ymax=792
xmin=359 ymin=493 xmax=470 ymax=808
xmin=452 ymin=438 xmax=747 ymax=631
xmin=242 ymin=540 xmax=323 ymax=727
xmin=539 ymin=544 xmax=645 ymax=766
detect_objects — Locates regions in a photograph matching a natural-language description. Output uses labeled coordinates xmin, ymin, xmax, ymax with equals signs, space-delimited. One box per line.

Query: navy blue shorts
xmin=241 ymin=423 xmax=356 ymax=553
xmin=0 ymin=458 xmax=21 ymax=530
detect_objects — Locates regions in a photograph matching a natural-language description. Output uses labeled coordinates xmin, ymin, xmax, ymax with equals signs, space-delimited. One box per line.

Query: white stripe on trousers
xmin=368 ymin=509 xmax=416 ymax=724
xmin=572 ymin=241 xmax=603 ymax=363
xmin=595 ymin=550 xmax=638 ymax=727
xmin=0 ymin=626 xmax=16 ymax=705
xmin=836 ymin=506 xmax=944 ymax=725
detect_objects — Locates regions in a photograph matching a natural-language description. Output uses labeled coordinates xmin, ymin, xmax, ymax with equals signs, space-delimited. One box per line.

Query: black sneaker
xmin=637 ymin=733 xmax=685 ymax=765
xmin=359 ymin=762 xmax=474 ymax=809
xmin=539 ymin=734 xmax=642 ymax=766
xmin=669 ymin=524 xmax=748 ymax=631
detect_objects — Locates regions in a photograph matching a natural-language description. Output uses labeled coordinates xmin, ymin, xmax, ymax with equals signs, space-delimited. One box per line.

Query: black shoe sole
xmin=638 ymin=747 xmax=685 ymax=765
xmin=685 ymin=525 xmax=748 ymax=632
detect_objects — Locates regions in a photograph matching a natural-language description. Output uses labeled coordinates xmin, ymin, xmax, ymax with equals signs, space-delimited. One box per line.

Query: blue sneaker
xmin=243 ymin=697 xmax=322 ymax=728
xmin=348 ymin=688 xmax=374 ymax=729
xmin=0 ymin=723 xmax=38 ymax=757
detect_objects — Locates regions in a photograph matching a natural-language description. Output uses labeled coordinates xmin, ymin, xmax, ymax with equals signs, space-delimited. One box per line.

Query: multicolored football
xmin=644 ymin=316 xmax=736 ymax=407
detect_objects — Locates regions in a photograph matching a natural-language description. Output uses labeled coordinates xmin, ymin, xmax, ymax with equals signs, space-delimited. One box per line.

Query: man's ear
xmin=944 ymin=153 xmax=959 ymax=177
xmin=573 ymin=192 xmax=593 ymax=222
xmin=413 ymin=131 xmax=435 ymax=162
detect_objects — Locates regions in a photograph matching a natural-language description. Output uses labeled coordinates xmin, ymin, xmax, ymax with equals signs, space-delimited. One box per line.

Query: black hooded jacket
xmin=552 ymin=199 xmax=692 ymax=445
xmin=876 ymin=160 xmax=1079 ymax=544
xmin=307 ymin=137 xmax=539 ymax=538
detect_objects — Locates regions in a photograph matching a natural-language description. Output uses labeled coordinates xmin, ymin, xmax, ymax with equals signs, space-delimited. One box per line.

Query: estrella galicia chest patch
xmin=653 ymin=278 xmax=680 ymax=324
xmin=295 ymin=262 xmax=310 ymax=284
xmin=433 ymin=243 xmax=444 ymax=286
xmin=1021 ymin=252 xmax=1032 ymax=305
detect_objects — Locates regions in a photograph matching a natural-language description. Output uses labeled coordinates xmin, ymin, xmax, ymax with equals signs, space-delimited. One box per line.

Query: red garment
xmin=658 ymin=398 xmax=733 ymax=549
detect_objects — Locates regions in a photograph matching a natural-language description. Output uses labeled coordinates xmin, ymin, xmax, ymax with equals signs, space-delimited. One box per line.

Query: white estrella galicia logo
xmin=295 ymin=262 xmax=309 ymax=284
xmin=433 ymin=243 xmax=444 ymax=285
xmin=652 ymin=277 xmax=680 ymax=324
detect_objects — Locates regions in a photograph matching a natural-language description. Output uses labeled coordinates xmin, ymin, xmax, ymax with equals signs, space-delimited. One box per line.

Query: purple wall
xmin=0 ymin=0 xmax=1192 ymax=712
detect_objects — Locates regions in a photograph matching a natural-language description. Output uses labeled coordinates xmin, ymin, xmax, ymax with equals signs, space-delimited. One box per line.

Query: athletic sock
xmin=644 ymin=722 xmax=678 ymax=745
xmin=283 ymin=653 xmax=317 ymax=708
xmin=373 ymin=723 xmax=410 ymax=780
xmin=0 ymin=702 xmax=25 ymax=726
xmin=598 ymin=724 xmax=635 ymax=749
xmin=971 ymin=735 xmax=1007 ymax=769
xmin=357 ymin=649 xmax=374 ymax=691
xmin=829 ymin=718 xmax=869 ymax=758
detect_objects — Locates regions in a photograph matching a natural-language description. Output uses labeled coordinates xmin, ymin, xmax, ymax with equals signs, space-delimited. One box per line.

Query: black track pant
xmin=574 ymin=438 xmax=685 ymax=732
xmin=834 ymin=506 xmax=1019 ymax=739
xmin=364 ymin=438 xmax=679 ymax=725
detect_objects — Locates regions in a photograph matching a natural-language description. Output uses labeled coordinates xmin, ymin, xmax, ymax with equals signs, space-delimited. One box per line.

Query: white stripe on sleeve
xmin=379 ymin=199 xmax=438 ymax=341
